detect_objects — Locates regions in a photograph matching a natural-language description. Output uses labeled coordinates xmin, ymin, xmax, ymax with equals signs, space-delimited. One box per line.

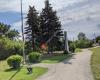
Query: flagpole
xmin=20 ymin=0 xmax=25 ymax=64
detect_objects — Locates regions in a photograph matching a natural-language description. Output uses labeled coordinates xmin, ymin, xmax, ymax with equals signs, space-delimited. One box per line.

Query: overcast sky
xmin=0 ymin=0 xmax=100 ymax=40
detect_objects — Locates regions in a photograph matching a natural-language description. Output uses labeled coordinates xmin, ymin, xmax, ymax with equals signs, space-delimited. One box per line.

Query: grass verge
xmin=90 ymin=47 xmax=100 ymax=80
xmin=41 ymin=54 xmax=69 ymax=63
xmin=12 ymin=67 xmax=48 ymax=80
xmin=0 ymin=61 xmax=48 ymax=80
xmin=75 ymin=48 xmax=82 ymax=53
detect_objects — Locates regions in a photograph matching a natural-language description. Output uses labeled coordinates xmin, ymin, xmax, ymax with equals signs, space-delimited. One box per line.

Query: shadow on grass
xmin=4 ymin=66 xmax=23 ymax=80
xmin=4 ymin=68 xmax=17 ymax=72
xmin=41 ymin=54 xmax=67 ymax=62
xmin=41 ymin=53 xmax=74 ymax=63
xmin=62 ymin=53 xmax=76 ymax=64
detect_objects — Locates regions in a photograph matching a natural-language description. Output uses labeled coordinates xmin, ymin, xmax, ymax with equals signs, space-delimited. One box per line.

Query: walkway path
xmin=34 ymin=49 xmax=94 ymax=80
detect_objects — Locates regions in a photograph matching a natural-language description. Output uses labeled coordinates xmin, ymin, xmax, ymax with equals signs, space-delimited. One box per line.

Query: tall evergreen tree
xmin=40 ymin=0 xmax=63 ymax=52
xmin=25 ymin=6 xmax=40 ymax=52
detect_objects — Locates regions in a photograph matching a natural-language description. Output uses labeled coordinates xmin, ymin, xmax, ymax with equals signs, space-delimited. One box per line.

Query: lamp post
xmin=20 ymin=0 xmax=25 ymax=64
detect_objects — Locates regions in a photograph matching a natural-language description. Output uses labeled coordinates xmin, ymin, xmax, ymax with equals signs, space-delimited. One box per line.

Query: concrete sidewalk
xmin=35 ymin=49 xmax=94 ymax=80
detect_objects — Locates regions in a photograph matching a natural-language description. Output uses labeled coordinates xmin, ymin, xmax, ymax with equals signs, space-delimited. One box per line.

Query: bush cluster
xmin=68 ymin=39 xmax=93 ymax=53
xmin=75 ymin=39 xmax=93 ymax=48
xmin=7 ymin=55 xmax=22 ymax=69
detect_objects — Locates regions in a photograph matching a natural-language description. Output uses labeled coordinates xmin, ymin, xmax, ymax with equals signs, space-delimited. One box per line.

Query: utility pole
xmin=20 ymin=0 xmax=25 ymax=64
xmin=94 ymin=33 xmax=97 ymax=46
xmin=64 ymin=31 xmax=69 ymax=53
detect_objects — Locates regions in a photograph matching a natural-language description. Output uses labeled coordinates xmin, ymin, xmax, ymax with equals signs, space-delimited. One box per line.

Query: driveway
xmin=34 ymin=49 xmax=94 ymax=80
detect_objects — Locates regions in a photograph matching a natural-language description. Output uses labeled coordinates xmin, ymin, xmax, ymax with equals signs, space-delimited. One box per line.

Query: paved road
xmin=35 ymin=49 xmax=94 ymax=80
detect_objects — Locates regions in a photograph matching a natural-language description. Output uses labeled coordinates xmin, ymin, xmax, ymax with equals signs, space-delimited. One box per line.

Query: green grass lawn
xmin=0 ymin=61 xmax=16 ymax=80
xmin=41 ymin=54 xmax=69 ymax=63
xmin=90 ymin=47 xmax=100 ymax=80
xmin=12 ymin=67 xmax=47 ymax=80
xmin=0 ymin=61 xmax=48 ymax=80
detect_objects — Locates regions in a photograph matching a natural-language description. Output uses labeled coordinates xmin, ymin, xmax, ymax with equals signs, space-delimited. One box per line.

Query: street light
xmin=20 ymin=0 xmax=25 ymax=64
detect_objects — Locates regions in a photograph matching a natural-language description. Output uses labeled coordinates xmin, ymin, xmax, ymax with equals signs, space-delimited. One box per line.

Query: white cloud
xmin=12 ymin=20 xmax=27 ymax=40
xmin=12 ymin=19 xmax=27 ymax=32
xmin=12 ymin=21 xmax=21 ymax=31
xmin=0 ymin=0 xmax=100 ymax=40
xmin=0 ymin=0 xmax=87 ymax=13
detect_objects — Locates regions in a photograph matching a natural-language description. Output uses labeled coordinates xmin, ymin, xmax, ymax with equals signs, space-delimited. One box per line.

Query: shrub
xmin=69 ymin=43 xmax=76 ymax=53
xmin=7 ymin=55 xmax=22 ymax=69
xmin=0 ymin=37 xmax=22 ymax=60
xmin=63 ymin=50 xmax=69 ymax=54
xmin=98 ymin=40 xmax=100 ymax=45
xmin=28 ymin=52 xmax=41 ymax=63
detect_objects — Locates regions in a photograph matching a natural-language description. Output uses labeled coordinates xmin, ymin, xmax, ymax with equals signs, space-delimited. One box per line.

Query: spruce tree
xmin=40 ymin=0 xmax=63 ymax=53
xmin=25 ymin=6 xmax=40 ymax=52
